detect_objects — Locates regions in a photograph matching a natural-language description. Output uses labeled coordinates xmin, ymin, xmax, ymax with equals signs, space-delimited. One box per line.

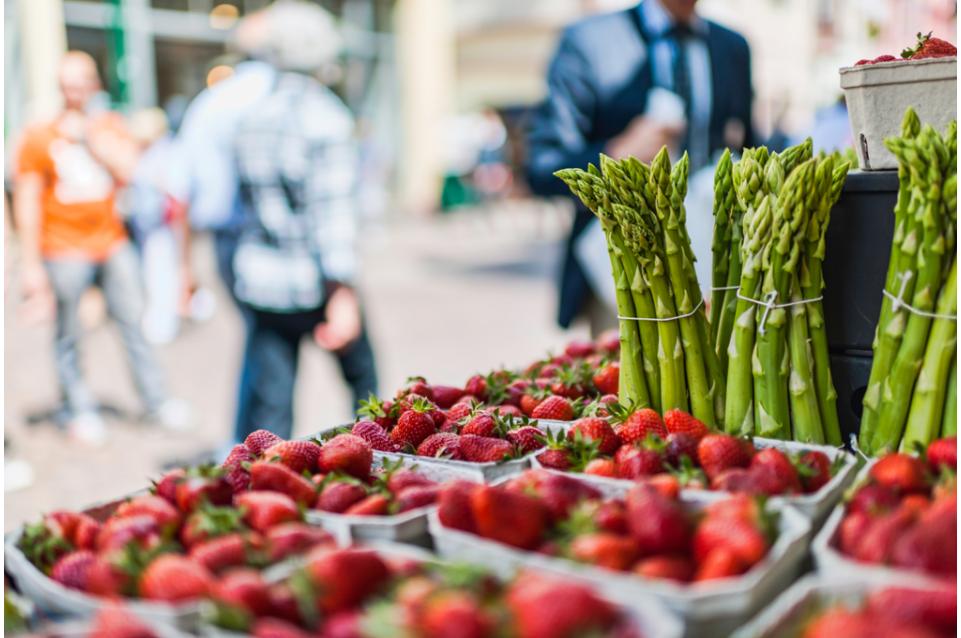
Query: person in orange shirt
xmin=13 ymin=51 xmax=190 ymax=444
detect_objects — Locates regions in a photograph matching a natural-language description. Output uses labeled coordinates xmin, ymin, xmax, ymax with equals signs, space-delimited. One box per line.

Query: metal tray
xmin=428 ymin=482 xmax=811 ymax=638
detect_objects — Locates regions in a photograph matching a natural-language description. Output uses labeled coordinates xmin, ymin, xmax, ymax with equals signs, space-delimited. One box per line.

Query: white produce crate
xmin=428 ymin=484 xmax=810 ymax=638
xmin=840 ymin=57 xmax=957 ymax=170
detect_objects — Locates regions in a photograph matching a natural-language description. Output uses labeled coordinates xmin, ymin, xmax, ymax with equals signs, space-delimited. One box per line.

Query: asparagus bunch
xmin=859 ymin=109 xmax=958 ymax=455
xmin=716 ymin=144 xmax=849 ymax=443
xmin=555 ymin=148 xmax=724 ymax=426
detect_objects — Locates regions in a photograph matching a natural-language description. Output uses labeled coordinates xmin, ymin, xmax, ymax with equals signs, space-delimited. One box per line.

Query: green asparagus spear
xmin=711 ymin=149 xmax=735 ymax=350
xmin=942 ymin=356 xmax=957 ymax=437
xmin=787 ymin=270 xmax=825 ymax=443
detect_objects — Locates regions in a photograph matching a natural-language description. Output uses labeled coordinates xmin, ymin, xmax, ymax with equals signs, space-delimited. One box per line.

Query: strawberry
xmin=749 ymin=448 xmax=801 ymax=494
xmin=697 ymin=434 xmax=753 ymax=481
xmin=459 ymin=435 xmax=514 ymax=463
xmin=591 ymin=363 xmax=619 ymax=395
xmin=175 ymin=465 xmax=233 ymax=513
xmin=417 ymin=432 xmax=463 ymax=459
xmin=506 ymin=573 xmax=617 ymax=638
xmin=664 ymin=432 xmax=700 ymax=468
xmin=890 ymin=506 xmax=956 ymax=577
xmin=837 ymin=510 xmax=872 ymax=556
xmin=262 ymin=440 xmax=320 ymax=474
xmin=139 ymin=554 xmax=214 ymax=602
xmin=252 ymin=618 xmax=314 ymax=638
xmin=222 ymin=445 xmax=254 ymax=494
xmin=470 ymin=484 xmax=548 ymax=549
xmin=114 ymin=495 xmax=182 ymax=533
xmin=391 ymin=409 xmax=437 ymax=449
xmin=248 ymin=461 xmax=317 ymax=506
xmin=304 ymin=547 xmax=390 ymax=612
xmin=50 ymin=550 xmax=96 ymax=590
xmin=711 ymin=468 xmax=763 ymax=495
xmin=801 ymin=607 xmax=874 ymax=638
xmin=316 ymin=481 xmax=368 ymax=513
xmin=351 ymin=420 xmax=397 ymax=452
xmin=322 ymin=612 xmax=364 ymax=638
xmin=189 ymin=533 xmax=254 ymax=573
xmin=535 ymin=472 xmax=602 ymax=520
xmin=507 ymin=426 xmax=546 ymax=454
xmin=96 ymin=515 xmax=160 ymax=552
xmin=265 ymin=522 xmax=331 ymax=561
xmin=214 ymin=568 xmax=273 ymax=617
xmin=491 ymin=404 xmax=523 ymax=418
xmin=568 ymin=417 xmax=620 ymax=455
xmin=318 ymin=434 xmax=373 ymax=480
xmin=584 ymin=458 xmax=616 ymax=477
xmin=519 ymin=394 xmax=542 ymax=417
xmin=663 ymin=409 xmax=709 ymax=440
xmin=85 ymin=558 xmax=130 ymax=597
xmin=385 ymin=468 xmax=434 ymax=494
xmin=847 ymin=483 xmax=900 ymax=516
xmin=798 ymin=450 xmax=833 ymax=493
xmin=633 ymin=554 xmax=694 ymax=582
xmin=446 ymin=399 xmax=476 ymax=422
xmin=345 ymin=494 xmax=391 ymax=516
xmin=852 ymin=507 xmax=916 ymax=564
xmin=153 ymin=469 xmax=186 ymax=504
xmin=535 ymin=447 xmax=572 ymax=471
xmin=180 ymin=504 xmax=245 ymax=548
xmin=462 ymin=414 xmax=496 ymax=437
xmin=244 ymin=429 xmax=283 ymax=456
xmin=395 ymin=485 xmax=439 ymax=512
xmin=866 ymin=586 xmax=957 ymax=635
xmin=223 ymin=443 xmax=255 ymax=469
xmin=420 ymin=590 xmax=493 ymax=638
xmin=570 ymin=532 xmax=638 ymax=570
xmin=234 ymin=491 xmax=300 ymax=533
xmin=594 ymin=500 xmax=628 ymax=534
xmin=904 ymin=31 xmax=957 ymax=59
xmin=464 ymin=374 xmax=488 ymax=400
xmin=265 ymin=583 xmax=305 ymax=626
xmin=438 ymin=482 xmax=479 ymax=533
xmin=625 ymin=484 xmax=690 ymax=555
xmin=926 ymin=436 xmax=957 ymax=473
xmin=400 ymin=377 xmax=433 ymax=401
xmin=431 ymin=385 xmax=466 ymax=409
xmin=595 ymin=329 xmax=620 ymax=354
xmin=693 ymin=515 xmax=768 ymax=568
xmin=357 ymin=395 xmax=396 ymax=431
xmin=645 ymin=474 xmax=681 ymax=499
xmin=564 ymin=340 xmax=595 ymax=358
xmin=870 ymin=453 xmax=928 ymax=493
xmin=614 ymin=443 xmax=664 ymax=479
xmin=531 ymin=395 xmax=574 ymax=421
xmin=693 ymin=547 xmax=744 ymax=581
xmin=88 ymin=605 xmax=156 ymax=638
xmin=615 ymin=409 xmax=667 ymax=444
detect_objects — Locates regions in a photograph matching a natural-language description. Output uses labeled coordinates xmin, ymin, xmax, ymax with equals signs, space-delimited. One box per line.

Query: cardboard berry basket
xmin=730 ymin=573 xmax=953 ymax=638
xmin=428 ymin=487 xmax=810 ymax=638
xmin=4 ymin=494 xmax=203 ymax=630
xmin=531 ymin=437 xmax=858 ymax=530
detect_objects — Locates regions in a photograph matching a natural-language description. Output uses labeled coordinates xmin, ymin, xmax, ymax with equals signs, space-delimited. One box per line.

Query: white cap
xmin=261 ymin=0 xmax=343 ymax=72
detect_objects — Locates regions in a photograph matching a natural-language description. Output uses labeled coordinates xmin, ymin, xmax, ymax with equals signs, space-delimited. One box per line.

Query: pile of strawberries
xmin=855 ymin=31 xmax=956 ymax=65
xmin=800 ymin=585 xmax=956 ymax=638
xmin=438 ymin=469 xmax=776 ymax=583
xmin=209 ymin=546 xmax=645 ymax=638
xmin=833 ymin=436 xmax=956 ymax=579
xmin=534 ymin=408 xmax=836 ymax=497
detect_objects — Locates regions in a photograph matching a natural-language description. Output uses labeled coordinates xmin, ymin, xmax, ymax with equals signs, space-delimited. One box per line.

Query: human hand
xmin=606 ymin=116 xmax=685 ymax=162
xmin=19 ymin=262 xmax=54 ymax=323
xmin=313 ymin=285 xmax=362 ymax=352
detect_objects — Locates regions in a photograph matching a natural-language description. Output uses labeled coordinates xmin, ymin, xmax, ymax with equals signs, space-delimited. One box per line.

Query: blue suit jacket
xmin=526 ymin=5 xmax=754 ymax=328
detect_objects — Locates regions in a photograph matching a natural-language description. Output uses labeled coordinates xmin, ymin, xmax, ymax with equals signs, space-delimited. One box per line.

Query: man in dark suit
xmin=527 ymin=0 xmax=754 ymax=331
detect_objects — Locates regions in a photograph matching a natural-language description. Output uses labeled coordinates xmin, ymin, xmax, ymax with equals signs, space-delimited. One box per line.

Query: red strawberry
xmin=459 ymin=435 xmax=514 ymax=463
xmin=401 ymin=378 xmax=433 ymax=401
xmin=591 ymin=363 xmax=619 ymax=395
xmin=697 ymin=434 xmax=753 ymax=481
xmin=890 ymin=506 xmax=956 ymax=577
xmin=345 ymin=494 xmax=390 ymax=516
xmin=417 ymin=432 xmax=463 ymax=459
xmin=595 ymin=329 xmax=620 ymax=354
xmin=519 ymin=394 xmax=542 ymax=417
xmin=96 ymin=515 xmax=160 ymax=552
xmin=88 ymin=605 xmax=156 ymax=638
xmin=50 ymin=550 xmax=96 ymax=590
xmin=189 ymin=532 xmax=253 ymax=573
xmin=837 ymin=510 xmax=872 ymax=556
xmin=694 ymin=547 xmax=745 ymax=581
xmin=711 ymin=468 xmax=765 ymax=495
xmin=114 ymin=495 xmax=182 ymax=533
xmin=72 ymin=515 xmax=101 ymax=551
xmin=244 ymin=429 xmax=283 ymax=456
xmin=584 ymin=458 xmax=616 ymax=477
xmin=507 ymin=426 xmax=546 ymax=454
xmin=534 ymin=472 xmax=602 ymax=520
xmin=462 ymin=414 xmax=496 ymax=437
xmin=175 ymin=466 xmax=233 ymax=513
xmin=693 ymin=514 xmax=768 ymax=568
xmin=316 ymin=481 xmax=368 ymax=513
xmin=391 ymin=410 xmax=437 ymax=449
xmin=625 ymin=484 xmax=690 ymax=556
xmin=506 ymin=573 xmax=617 ymax=638
xmin=179 ymin=504 xmax=245 ymax=549
xmin=386 ymin=468 xmax=434 ymax=494
xmin=531 ymin=395 xmax=574 ymax=421
xmin=869 ymin=453 xmax=928 ymax=493
xmin=470 ymin=484 xmax=548 ymax=549
xmin=431 ymin=385 xmax=466 ymax=409
xmin=615 ymin=409 xmax=667 ymax=444
xmin=926 ymin=436 xmax=957 ymax=473
xmin=265 ymin=584 xmax=304 ymax=625
xmin=570 ymin=532 xmax=637 ymax=570
xmin=871 ymin=54 xmax=899 ymax=63
xmin=663 ymin=409 xmax=710 ymax=440
xmin=214 ymin=568 xmax=273 ymax=616
xmin=464 ymin=375 xmax=488 ymax=400
xmin=595 ymin=500 xmax=628 ymax=534
xmin=866 ymin=586 xmax=957 ymax=635
xmin=847 ymin=483 xmax=901 ymax=516
xmin=664 ymin=432 xmax=700 ymax=468
xmin=907 ymin=32 xmax=957 ymax=59
xmin=153 ymin=469 xmax=186 ymax=504
xmin=749 ymin=448 xmax=801 ymax=494
xmin=249 ymin=461 xmax=317 ymax=506
xmin=801 ymin=607 xmax=874 ymax=638
xmin=234 ymin=491 xmax=300 ymax=533
xmin=221 ymin=445 xmax=254 ymax=494
xmin=351 ymin=420 xmax=396 ymax=452
xmin=565 ymin=340 xmax=595 ymax=358
xmin=446 ymin=400 xmax=476 ymax=423
xmin=420 ymin=590 xmax=493 ymax=638
xmin=633 ymin=554 xmax=695 ymax=582
xmin=645 ymin=474 xmax=681 ymax=500
xmin=798 ymin=450 xmax=833 ymax=493
xmin=318 ymin=434 xmax=373 ymax=480
xmin=568 ymin=417 xmax=620 ymax=455
xmin=852 ymin=507 xmax=916 ymax=564
xmin=139 ymin=554 xmax=214 ymax=602
xmin=395 ymin=485 xmax=439 ymax=512
xmin=265 ymin=522 xmax=332 ymax=561
xmin=535 ymin=448 xmax=572 ymax=470
xmin=262 ymin=440 xmax=320 ymax=474
xmin=491 ymin=404 xmax=523 ymax=418
xmin=85 ymin=558 xmax=130 ymax=597
xmin=438 ymin=481 xmax=479 ymax=533
xmin=223 ymin=443 xmax=255 ymax=469
xmin=614 ymin=444 xmax=664 ymax=479
xmin=304 ymin=547 xmax=390 ymax=612
xmin=252 ymin=618 xmax=314 ymax=638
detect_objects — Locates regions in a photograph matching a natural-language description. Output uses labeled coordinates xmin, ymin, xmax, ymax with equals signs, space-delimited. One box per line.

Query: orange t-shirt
xmin=16 ymin=115 xmax=128 ymax=260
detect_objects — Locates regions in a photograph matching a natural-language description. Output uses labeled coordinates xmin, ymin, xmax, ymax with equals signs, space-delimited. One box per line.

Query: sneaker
xmin=146 ymin=398 xmax=195 ymax=431
xmin=68 ymin=412 xmax=108 ymax=446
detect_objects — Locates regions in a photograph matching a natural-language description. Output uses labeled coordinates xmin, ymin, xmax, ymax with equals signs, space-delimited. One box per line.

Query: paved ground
xmin=4 ymin=201 xmax=587 ymax=529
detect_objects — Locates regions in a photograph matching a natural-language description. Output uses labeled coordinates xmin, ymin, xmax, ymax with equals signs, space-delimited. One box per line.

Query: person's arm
xmin=86 ymin=115 xmax=141 ymax=184
xmin=12 ymin=172 xmax=49 ymax=299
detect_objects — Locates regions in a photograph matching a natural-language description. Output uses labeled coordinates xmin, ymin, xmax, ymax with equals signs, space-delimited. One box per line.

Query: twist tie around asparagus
xmin=616 ymin=297 xmax=705 ymax=322
xmin=735 ymin=289 xmax=825 ymax=335
xmin=710 ymin=285 xmax=740 ymax=291
xmin=883 ymin=270 xmax=959 ymax=321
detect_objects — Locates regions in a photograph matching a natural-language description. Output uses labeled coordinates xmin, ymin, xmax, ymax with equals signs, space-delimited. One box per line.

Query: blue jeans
xmin=45 ymin=242 xmax=167 ymax=418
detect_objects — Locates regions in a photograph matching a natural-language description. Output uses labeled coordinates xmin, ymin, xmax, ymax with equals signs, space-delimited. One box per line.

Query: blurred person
xmin=175 ymin=1 xmax=377 ymax=443
xmin=526 ymin=0 xmax=755 ymax=334
xmin=13 ymin=51 xmax=191 ymax=444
